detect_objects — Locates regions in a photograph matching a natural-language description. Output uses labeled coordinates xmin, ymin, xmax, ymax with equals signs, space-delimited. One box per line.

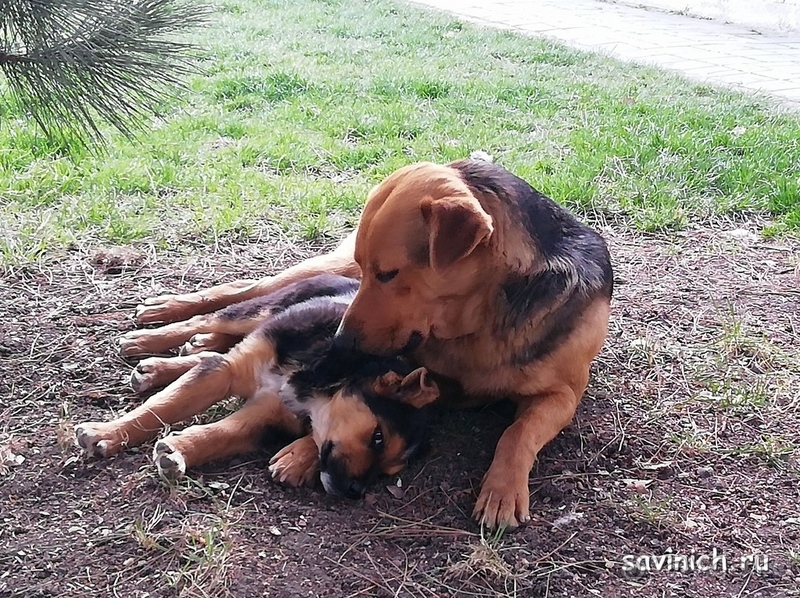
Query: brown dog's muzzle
xmin=333 ymin=322 xmax=360 ymax=352
xmin=335 ymin=321 xmax=424 ymax=356
xmin=402 ymin=331 xmax=424 ymax=353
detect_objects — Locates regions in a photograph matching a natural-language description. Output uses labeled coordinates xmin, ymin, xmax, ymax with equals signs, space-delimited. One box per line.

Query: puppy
xmin=119 ymin=158 xmax=612 ymax=529
xmin=76 ymin=275 xmax=438 ymax=497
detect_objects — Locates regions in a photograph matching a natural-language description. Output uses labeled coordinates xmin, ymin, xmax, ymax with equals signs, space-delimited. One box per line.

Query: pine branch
xmin=0 ymin=0 xmax=208 ymax=147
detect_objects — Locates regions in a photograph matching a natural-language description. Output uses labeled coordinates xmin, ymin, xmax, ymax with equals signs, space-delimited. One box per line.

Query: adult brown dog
xmin=122 ymin=158 xmax=613 ymax=530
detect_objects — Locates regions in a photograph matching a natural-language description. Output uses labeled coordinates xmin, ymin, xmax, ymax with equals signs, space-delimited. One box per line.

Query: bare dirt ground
xmin=1 ymin=224 xmax=799 ymax=598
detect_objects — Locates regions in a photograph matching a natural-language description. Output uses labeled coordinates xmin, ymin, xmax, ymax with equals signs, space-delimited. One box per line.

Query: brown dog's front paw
xmin=135 ymin=293 xmax=202 ymax=325
xmin=268 ymin=437 xmax=319 ymax=487
xmin=153 ymin=438 xmax=187 ymax=480
xmin=472 ymin=471 xmax=531 ymax=531
xmin=74 ymin=423 xmax=125 ymax=458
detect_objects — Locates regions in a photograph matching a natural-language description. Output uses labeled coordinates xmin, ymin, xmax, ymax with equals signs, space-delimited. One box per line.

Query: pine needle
xmin=0 ymin=0 xmax=208 ymax=148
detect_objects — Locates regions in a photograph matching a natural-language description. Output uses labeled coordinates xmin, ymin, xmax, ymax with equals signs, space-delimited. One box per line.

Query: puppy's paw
xmin=118 ymin=329 xmax=153 ymax=358
xmin=130 ymin=359 xmax=165 ymax=393
xmin=179 ymin=333 xmax=215 ymax=356
xmin=153 ymin=438 xmax=187 ymax=480
xmin=268 ymin=437 xmax=319 ymax=487
xmin=472 ymin=469 xmax=531 ymax=532
xmin=118 ymin=328 xmax=181 ymax=358
xmin=135 ymin=293 xmax=201 ymax=325
xmin=74 ymin=423 xmax=124 ymax=458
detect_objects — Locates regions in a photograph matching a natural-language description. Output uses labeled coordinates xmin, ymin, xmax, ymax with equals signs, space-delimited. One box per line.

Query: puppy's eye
xmin=370 ymin=426 xmax=384 ymax=450
xmin=375 ymin=269 xmax=398 ymax=283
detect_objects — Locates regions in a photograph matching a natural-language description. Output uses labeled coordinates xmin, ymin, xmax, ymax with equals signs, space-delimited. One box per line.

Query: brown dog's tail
xmin=469 ymin=150 xmax=494 ymax=163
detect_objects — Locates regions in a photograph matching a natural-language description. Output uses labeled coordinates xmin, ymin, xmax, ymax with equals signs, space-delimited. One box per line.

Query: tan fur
xmin=75 ymin=335 xmax=287 ymax=463
xmin=269 ymin=434 xmax=319 ymax=487
xmin=312 ymin=393 xmax=377 ymax=479
xmin=134 ymin=231 xmax=360 ymax=325
xmin=120 ymin=233 xmax=360 ymax=357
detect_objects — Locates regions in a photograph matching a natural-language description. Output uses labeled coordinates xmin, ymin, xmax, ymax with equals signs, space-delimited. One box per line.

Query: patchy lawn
xmin=2 ymin=0 xmax=800 ymax=264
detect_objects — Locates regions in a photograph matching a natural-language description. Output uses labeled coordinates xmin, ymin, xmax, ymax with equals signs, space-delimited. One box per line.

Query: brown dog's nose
xmin=345 ymin=479 xmax=365 ymax=500
xmin=333 ymin=325 xmax=359 ymax=351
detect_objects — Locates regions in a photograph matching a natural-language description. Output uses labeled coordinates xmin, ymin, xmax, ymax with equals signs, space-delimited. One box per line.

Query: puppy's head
xmin=309 ymin=367 xmax=438 ymax=499
xmin=335 ymin=163 xmax=494 ymax=355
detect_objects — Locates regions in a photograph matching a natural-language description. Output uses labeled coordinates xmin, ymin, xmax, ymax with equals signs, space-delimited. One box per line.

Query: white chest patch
xmin=256 ymin=365 xmax=285 ymax=397
xmin=280 ymin=383 xmax=327 ymax=418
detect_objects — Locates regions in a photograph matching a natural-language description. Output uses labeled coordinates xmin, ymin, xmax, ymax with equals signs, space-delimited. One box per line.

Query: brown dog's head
xmin=335 ymin=162 xmax=495 ymax=355
xmin=293 ymin=366 xmax=438 ymax=499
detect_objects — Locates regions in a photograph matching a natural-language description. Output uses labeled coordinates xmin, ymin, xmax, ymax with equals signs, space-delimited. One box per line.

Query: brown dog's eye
xmin=375 ymin=269 xmax=398 ymax=283
xmin=370 ymin=426 xmax=384 ymax=450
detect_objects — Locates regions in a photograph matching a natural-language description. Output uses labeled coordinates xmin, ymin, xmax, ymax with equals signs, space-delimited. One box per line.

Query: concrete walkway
xmin=409 ymin=0 xmax=800 ymax=108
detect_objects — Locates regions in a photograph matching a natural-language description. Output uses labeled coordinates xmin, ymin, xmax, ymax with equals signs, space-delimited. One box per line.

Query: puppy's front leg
xmin=154 ymin=390 xmax=305 ymax=479
xmin=473 ymin=386 xmax=580 ymax=530
xmin=268 ymin=434 xmax=319 ymax=487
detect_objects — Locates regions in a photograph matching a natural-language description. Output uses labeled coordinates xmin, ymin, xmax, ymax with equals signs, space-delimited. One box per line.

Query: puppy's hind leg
xmin=178 ymin=333 xmax=240 ymax=356
xmin=76 ymin=353 xmax=243 ymax=458
xmin=120 ymin=308 xmax=263 ymax=358
xmin=130 ymin=352 xmax=219 ymax=394
xmin=135 ymin=229 xmax=359 ymax=324
xmin=176 ymin=272 xmax=362 ymax=356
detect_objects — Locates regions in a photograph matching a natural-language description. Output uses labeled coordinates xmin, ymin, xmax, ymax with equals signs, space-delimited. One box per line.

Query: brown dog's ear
xmin=421 ymin=197 xmax=493 ymax=271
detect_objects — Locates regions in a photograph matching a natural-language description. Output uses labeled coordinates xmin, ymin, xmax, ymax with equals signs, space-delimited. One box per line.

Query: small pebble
xmin=697 ymin=466 xmax=714 ymax=479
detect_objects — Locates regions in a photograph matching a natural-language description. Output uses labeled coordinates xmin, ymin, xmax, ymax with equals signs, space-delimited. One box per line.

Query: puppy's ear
xmin=371 ymin=371 xmax=405 ymax=395
xmin=421 ymin=197 xmax=493 ymax=271
xmin=397 ymin=367 xmax=439 ymax=408
xmin=372 ymin=368 xmax=439 ymax=408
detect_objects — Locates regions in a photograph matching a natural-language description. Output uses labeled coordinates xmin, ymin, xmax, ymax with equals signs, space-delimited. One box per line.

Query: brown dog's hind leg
xmin=135 ymin=230 xmax=359 ymax=325
xmin=153 ymin=391 xmax=305 ymax=480
xmin=472 ymin=386 xmax=579 ymax=531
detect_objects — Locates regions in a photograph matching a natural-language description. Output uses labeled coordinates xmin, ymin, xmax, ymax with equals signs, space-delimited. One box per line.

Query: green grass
xmin=2 ymin=0 xmax=800 ymax=262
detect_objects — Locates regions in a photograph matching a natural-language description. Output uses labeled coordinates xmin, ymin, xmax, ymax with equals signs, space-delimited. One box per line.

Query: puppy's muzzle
xmin=319 ymin=440 xmax=368 ymax=499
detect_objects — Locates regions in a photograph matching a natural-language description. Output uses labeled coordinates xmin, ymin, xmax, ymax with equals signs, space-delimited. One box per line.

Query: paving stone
xmin=409 ymin=0 xmax=800 ymax=108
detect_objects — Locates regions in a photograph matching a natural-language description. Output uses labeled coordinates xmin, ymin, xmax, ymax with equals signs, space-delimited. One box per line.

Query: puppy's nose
xmin=333 ymin=325 xmax=358 ymax=351
xmin=345 ymin=479 xmax=365 ymax=500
